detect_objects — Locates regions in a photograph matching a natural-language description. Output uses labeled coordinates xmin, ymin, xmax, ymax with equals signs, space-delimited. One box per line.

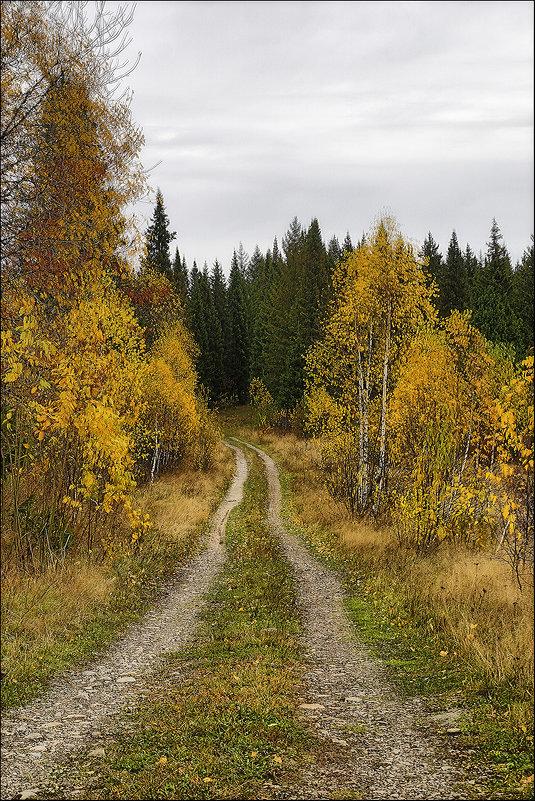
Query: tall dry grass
xmin=234 ymin=422 xmax=534 ymax=692
xmin=133 ymin=442 xmax=235 ymax=547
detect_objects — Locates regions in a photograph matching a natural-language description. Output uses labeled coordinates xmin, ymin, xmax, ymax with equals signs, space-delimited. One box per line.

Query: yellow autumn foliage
xmin=1 ymin=3 xmax=218 ymax=570
xmin=305 ymin=216 xmax=435 ymax=515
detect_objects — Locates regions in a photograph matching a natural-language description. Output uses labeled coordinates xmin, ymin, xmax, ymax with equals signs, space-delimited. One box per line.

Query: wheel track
xmin=231 ymin=437 xmax=466 ymax=800
xmin=0 ymin=442 xmax=247 ymax=800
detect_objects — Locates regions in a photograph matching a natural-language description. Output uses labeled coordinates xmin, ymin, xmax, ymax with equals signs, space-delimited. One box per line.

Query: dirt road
xmin=2 ymin=439 xmax=470 ymax=799
xmin=232 ymin=437 xmax=465 ymax=800
xmin=0 ymin=443 xmax=248 ymax=800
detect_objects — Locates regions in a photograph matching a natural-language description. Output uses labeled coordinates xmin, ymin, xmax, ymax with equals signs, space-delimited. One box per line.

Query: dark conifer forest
xmin=143 ymin=190 xmax=534 ymax=410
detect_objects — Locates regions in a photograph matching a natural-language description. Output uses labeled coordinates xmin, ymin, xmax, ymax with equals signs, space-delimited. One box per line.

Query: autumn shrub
xmin=489 ymin=351 xmax=534 ymax=584
xmin=249 ymin=377 xmax=278 ymax=429
xmin=1 ymin=274 xmax=145 ymax=567
xmin=0 ymin=3 xmax=219 ymax=574
xmin=135 ymin=320 xmax=220 ymax=481
xmin=390 ymin=331 xmax=532 ymax=574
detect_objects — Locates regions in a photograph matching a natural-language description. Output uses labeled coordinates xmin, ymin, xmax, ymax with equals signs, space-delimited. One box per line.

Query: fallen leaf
xmin=273 ymin=755 xmax=282 ymax=764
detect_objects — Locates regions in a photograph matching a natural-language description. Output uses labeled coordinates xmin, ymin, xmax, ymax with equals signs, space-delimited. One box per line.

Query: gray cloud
xmin=111 ymin=0 xmax=533 ymax=271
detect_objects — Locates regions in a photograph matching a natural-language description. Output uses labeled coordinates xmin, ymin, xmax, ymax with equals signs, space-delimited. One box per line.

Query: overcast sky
xmin=110 ymin=0 xmax=533 ymax=272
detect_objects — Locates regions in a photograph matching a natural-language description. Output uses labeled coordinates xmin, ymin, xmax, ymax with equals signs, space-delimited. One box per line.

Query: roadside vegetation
xmin=1 ymin=443 xmax=234 ymax=711
xmin=1 ymin=5 xmax=532 ymax=800
xmin=82 ymin=446 xmax=314 ymax=800
xmin=1 ymin=2 xmax=224 ymax=712
xmin=221 ymin=406 xmax=534 ymax=800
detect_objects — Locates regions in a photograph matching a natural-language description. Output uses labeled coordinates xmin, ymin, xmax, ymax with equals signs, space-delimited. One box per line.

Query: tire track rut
xmin=1 ymin=442 xmax=248 ymax=801
xmin=231 ymin=437 xmax=466 ymax=800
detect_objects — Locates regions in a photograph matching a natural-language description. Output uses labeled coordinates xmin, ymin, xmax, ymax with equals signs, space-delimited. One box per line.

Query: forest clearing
xmin=1 ymin=2 xmax=533 ymax=800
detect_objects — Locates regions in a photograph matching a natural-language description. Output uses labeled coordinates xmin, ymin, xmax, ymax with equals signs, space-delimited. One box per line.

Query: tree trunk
xmin=377 ymin=299 xmax=391 ymax=495
xmin=356 ymin=318 xmax=372 ymax=509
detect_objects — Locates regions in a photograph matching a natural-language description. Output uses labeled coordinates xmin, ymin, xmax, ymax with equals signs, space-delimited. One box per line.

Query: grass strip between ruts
xmin=218 ymin=412 xmax=533 ymax=801
xmin=82 ymin=447 xmax=315 ymax=800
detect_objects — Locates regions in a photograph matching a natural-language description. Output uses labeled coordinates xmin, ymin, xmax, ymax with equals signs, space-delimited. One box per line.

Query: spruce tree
xmin=512 ymin=238 xmax=534 ymax=356
xmin=172 ymin=247 xmax=188 ymax=304
xmin=302 ymin=217 xmax=331 ymax=342
xmin=440 ymin=230 xmax=468 ymax=315
xmin=187 ymin=264 xmax=210 ymax=389
xmin=327 ymin=235 xmax=342 ymax=264
xmin=187 ymin=264 xmax=224 ymax=401
xmin=142 ymin=188 xmax=176 ymax=282
xmin=463 ymin=244 xmax=480 ymax=310
xmin=471 ymin=220 xmax=521 ymax=348
xmin=264 ymin=219 xmax=305 ymax=407
xmin=264 ymin=217 xmax=331 ymax=410
xmin=419 ymin=232 xmax=443 ymax=298
xmin=227 ymin=252 xmax=250 ymax=403
xmin=341 ymin=231 xmax=354 ymax=255
xmin=210 ymin=259 xmax=231 ymax=399
xmin=246 ymin=246 xmax=266 ymax=380
xmin=251 ymin=241 xmax=279 ymax=384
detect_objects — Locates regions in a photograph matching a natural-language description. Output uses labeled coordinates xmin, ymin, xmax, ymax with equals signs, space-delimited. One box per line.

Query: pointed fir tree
xmin=264 ymin=217 xmax=324 ymax=409
xmin=187 ymin=264 xmax=224 ymax=401
xmin=251 ymin=241 xmax=279 ymax=384
xmin=172 ymin=247 xmax=188 ymax=305
xmin=142 ymin=189 xmax=176 ymax=282
xmin=419 ymin=232 xmax=443 ymax=299
xmin=187 ymin=264 xmax=210 ymax=389
xmin=327 ymin=235 xmax=342 ymax=265
xmin=302 ymin=217 xmax=331 ymax=343
xmin=227 ymin=252 xmax=250 ymax=403
xmin=264 ymin=219 xmax=304 ymax=407
xmin=440 ymin=230 xmax=468 ymax=315
xmin=210 ymin=259 xmax=231 ymax=399
xmin=235 ymin=242 xmax=249 ymax=275
xmin=471 ymin=220 xmax=521 ymax=348
xmin=462 ymin=243 xmax=480 ymax=310
xmin=245 ymin=246 xmax=266 ymax=380
xmin=512 ymin=237 xmax=534 ymax=356
xmin=341 ymin=231 xmax=354 ymax=255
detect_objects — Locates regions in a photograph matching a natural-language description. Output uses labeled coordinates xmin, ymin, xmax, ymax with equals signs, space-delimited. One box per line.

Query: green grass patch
xmin=218 ymin=412 xmax=534 ymax=801
xmin=81 ymin=449 xmax=315 ymax=800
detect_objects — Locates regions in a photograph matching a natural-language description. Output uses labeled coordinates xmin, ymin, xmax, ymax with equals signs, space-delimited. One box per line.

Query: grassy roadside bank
xmin=76 ymin=445 xmax=314 ymax=800
xmin=1 ymin=444 xmax=235 ymax=711
xmin=220 ymin=407 xmax=534 ymax=801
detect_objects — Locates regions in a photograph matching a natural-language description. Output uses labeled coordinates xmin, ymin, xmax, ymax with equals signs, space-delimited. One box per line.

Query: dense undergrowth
xmin=220 ymin=406 xmax=534 ymax=801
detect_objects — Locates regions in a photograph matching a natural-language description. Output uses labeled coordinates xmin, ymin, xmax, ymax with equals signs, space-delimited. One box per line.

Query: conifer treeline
xmin=143 ymin=191 xmax=533 ymax=409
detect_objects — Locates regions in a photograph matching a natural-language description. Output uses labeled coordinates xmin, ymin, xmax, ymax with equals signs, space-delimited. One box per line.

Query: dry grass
xmin=133 ymin=442 xmax=235 ymax=546
xmin=1 ymin=442 xmax=236 ymax=708
xmin=1 ymin=563 xmax=114 ymax=644
xmin=336 ymin=523 xmax=534 ymax=688
xmin=225 ymin=416 xmax=534 ymax=692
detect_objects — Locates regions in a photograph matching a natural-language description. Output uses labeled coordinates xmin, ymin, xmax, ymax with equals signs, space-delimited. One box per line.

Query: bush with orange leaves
xmin=1 ymin=3 xmax=218 ymax=572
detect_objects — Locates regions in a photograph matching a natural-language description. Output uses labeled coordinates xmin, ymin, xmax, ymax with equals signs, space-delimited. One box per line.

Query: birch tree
xmin=305 ymin=216 xmax=435 ymax=515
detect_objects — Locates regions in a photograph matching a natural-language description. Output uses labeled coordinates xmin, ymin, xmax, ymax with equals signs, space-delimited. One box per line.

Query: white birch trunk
xmin=377 ymin=299 xmax=391 ymax=495
xmin=150 ymin=413 xmax=159 ymax=483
